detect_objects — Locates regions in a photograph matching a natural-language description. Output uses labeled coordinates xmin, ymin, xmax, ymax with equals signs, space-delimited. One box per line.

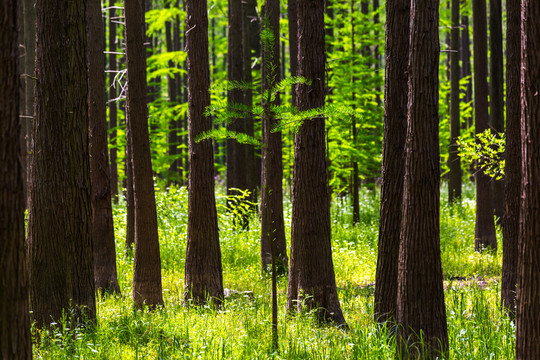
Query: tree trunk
xmin=448 ymin=0 xmax=461 ymax=204
xmin=489 ymin=0 xmax=504 ymax=225
xmin=351 ymin=0 xmax=360 ymax=225
xmin=166 ymin=12 xmax=180 ymax=184
xmin=29 ymin=0 xmax=96 ymax=327
xmin=124 ymin=0 xmax=163 ymax=308
xmin=87 ymin=0 xmax=120 ymax=295
xmin=460 ymin=7 xmax=472 ymax=128
xmin=288 ymin=0 xmax=298 ymax=106
xmin=373 ymin=0 xmax=409 ymax=323
xmin=125 ymin=112 xmax=135 ymax=252
xmin=472 ymin=0 xmax=496 ymax=252
xmin=516 ymin=2 xmax=540 ymax=357
xmin=0 ymin=0 xmax=32 ymax=355
xmin=287 ymin=0 xmax=346 ymax=327
xmin=396 ymin=1 xmax=448 ymax=357
xmin=109 ymin=4 xmax=119 ymax=202
xmin=501 ymin=0 xmax=520 ymax=317
xmin=184 ymin=0 xmax=224 ymax=305
xmin=260 ymin=0 xmax=288 ymax=273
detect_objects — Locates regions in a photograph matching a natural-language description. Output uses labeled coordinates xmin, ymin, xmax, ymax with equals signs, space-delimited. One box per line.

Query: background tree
xmin=287 ymin=0 xmax=346 ymax=326
xmin=88 ymin=0 xmax=120 ymax=294
xmin=396 ymin=0 xmax=448 ymax=356
xmin=501 ymin=0 xmax=520 ymax=316
xmin=184 ymin=0 xmax=224 ymax=305
xmin=29 ymin=0 xmax=96 ymax=326
xmin=0 ymin=0 xmax=32 ymax=355
xmin=516 ymin=1 xmax=540 ymax=357
xmin=260 ymin=0 xmax=287 ymax=273
xmin=124 ymin=0 xmax=163 ymax=308
xmin=373 ymin=0 xmax=409 ymax=323
xmin=489 ymin=0 xmax=504 ymax=225
xmin=472 ymin=0 xmax=496 ymax=252
xmin=109 ymin=2 xmax=119 ymax=201
xmin=448 ymin=0 xmax=461 ymax=204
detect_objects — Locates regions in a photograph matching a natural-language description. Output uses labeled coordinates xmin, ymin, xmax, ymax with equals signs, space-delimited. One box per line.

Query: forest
xmin=1 ymin=0 xmax=540 ymax=358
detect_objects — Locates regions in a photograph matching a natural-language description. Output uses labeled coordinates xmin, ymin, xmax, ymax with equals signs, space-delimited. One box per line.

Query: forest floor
xmin=32 ymin=182 xmax=514 ymax=359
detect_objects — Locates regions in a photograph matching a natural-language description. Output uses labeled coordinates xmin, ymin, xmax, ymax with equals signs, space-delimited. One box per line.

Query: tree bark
xmin=448 ymin=0 xmax=461 ymax=204
xmin=166 ymin=11 xmax=180 ymax=184
xmin=489 ymin=0 xmax=504 ymax=225
xmin=184 ymin=0 xmax=224 ymax=305
xmin=87 ymin=0 xmax=120 ymax=295
xmin=0 ymin=0 xmax=32 ymax=355
xmin=396 ymin=1 xmax=448 ymax=357
xmin=124 ymin=0 xmax=163 ymax=308
xmin=501 ymin=0 xmax=520 ymax=317
xmin=260 ymin=0 xmax=288 ymax=273
xmin=516 ymin=2 xmax=540 ymax=357
xmin=29 ymin=0 xmax=96 ymax=327
xmin=373 ymin=0 xmax=409 ymax=323
xmin=472 ymin=0 xmax=497 ymax=252
xmin=287 ymin=0 xmax=346 ymax=327
xmin=460 ymin=7 xmax=472 ymax=128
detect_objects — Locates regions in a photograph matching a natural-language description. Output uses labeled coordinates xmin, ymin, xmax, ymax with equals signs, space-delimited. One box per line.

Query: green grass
xmin=32 ymin=182 xmax=513 ymax=359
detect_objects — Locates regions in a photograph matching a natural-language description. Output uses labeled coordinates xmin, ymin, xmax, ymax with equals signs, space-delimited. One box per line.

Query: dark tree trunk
xmin=87 ymin=0 xmax=120 ymax=295
xmin=287 ymin=0 xmax=346 ymax=327
xmin=29 ymin=0 xmax=96 ymax=327
xmin=489 ymin=0 xmax=504 ymax=225
xmin=501 ymin=0 xmax=520 ymax=317
xmin=373 ymin=0 xmax=409 ymax=323
xmin=109 ymin=4 xmax=119 ymax=202
xmin=473 ymin=0 xmax=497 ymax=252
xmin=260 ymin=0 xmax=288 ymax=273
xmin=125 ymin=112 xmax=135 ymax=252
xmin=124 ymin=0 xmax=163 ymax=308
xmin=448 ymin=0 xmax=461 ymax=204
xmin=460 ymin=8 xmax=472 ymax=127
xmin=0 ymin=0 xmax=32 ymax=355
xmin=516 ymin=2 xmax=540 ymax=357
xmin=396 ymin=1 xmax=448 ymax=357
xmin=184 ymin=0 xmax=224 ymax=305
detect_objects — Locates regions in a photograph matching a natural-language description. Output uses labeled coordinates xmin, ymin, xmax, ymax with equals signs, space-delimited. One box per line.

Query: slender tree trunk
xmin=0 ymin=0 xmax=32 ymax=355
xmin=448 ymin=0 xmax=461 ymax=203
xmin=260 ymin=0 xmax=288 ymax=273
xmin=489 ymin=0 xmax=504 ymax=225
xmin=125 ymin=113 xmax=135 ymax=252
xmin=29 ymin=0 xmax=96 ymax=326
xmin=287 ymin=0 xmax=346 ymax=327
xmin=124 ymin=0 xmax=163 ymax=308
xmin=166 ymin=12 xmax=180 ymax=184
xmin=109 ymin=4 xmax=119 ymax=202
xmin=351 ymin=0 xmax=360 ymax=225
xmin=501 ymin=0 xmax=520 ymax=317
xmin=472 ymin=0 xmax=497 ymax=252
xmin=516 ymin=2 xmax=540 ymax=357
xmin=288 ymin=0 xmax=298 ymax=106
xmin=184 ymin=0 xmax=224 ymax=305
xmin=88 ymin=0 xmax=120 ymax=295
xmin=373 ymin=0 xmax=409 ymax=323
xmin=460 ymin=8 xmax=472 ymax=127
xmin=397 ymin=1 xmax=448 ymax=357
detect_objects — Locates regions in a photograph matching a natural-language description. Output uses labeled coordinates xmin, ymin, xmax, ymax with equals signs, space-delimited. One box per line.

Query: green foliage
xmin=457 ymin=129 xmax=506 ymax=180
xmin=33 ymin=184 xmax=511 ymax=359
xmin=145 ymin=8 xmax=186 ymax=37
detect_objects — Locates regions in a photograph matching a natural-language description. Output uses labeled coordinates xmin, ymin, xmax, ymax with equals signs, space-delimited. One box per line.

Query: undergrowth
xmin=32 ymin=182 xmax=513 ymax=359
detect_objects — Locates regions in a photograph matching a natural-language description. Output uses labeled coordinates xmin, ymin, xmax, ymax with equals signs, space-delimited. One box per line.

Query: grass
xmin=32 ymin=182 xmax=514 ymax=359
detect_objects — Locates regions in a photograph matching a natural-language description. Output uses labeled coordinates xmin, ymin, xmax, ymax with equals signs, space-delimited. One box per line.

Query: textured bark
xmin=516 ymin=2 xmax=540 ymax=358
xmin=396 ymin=1 xmax=448 ymax=357
xmin=472 ymin=0 xmax=497 ymax=252
xmin=448 ymin=0 xmax=461 ymax=204
xmin=166 ymin=12 xmax=180 ymax=183
xmin=125 ymin=113 xmax=135 ymax=252
xmin=87 ymin=0 xmax=120 ymax=295
xmin=109 ymin=4 xmax=119 ymax=201
xmin=288 ymin=0 xmax=298 ymax=105
xmin=373 ymin=0 xmax=409 ymax=323
xmin=29 ymin=0 xmax=96 ymax=327
xmin=501 ymin=0 xmax=520 ymax=317
xmin=0 ymin=0 xmax=32 ymax=355
xmin=287 ymin=0 xmax=346 ymax=327
xmin=184 ymin=0 xmax=224 ymax=305
xmin=489 ymin=0 xmax=504 ymax=225
xmin=260 ymin=0 xmax=288 ymax=273
xmin=124 ymin=0 xmax=163 ymax=308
